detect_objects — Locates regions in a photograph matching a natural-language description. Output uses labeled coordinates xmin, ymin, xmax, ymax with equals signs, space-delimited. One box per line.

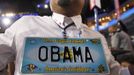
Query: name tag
xmin=21 ymin=37 xmax=109 ymax=74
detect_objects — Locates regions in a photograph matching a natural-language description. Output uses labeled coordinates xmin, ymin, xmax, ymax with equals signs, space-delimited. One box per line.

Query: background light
xmin=2 ymin=18 xmax=12 ymax=26
xmin=37 ymin=4 xmax=41 ymax=8
xmin=45 ymin=0 xmax=50 ymax=4
xmin=1 ymin=14 xmax=5 ymax=17
xmin=44 ymin=4 xmax=48 ymax=9
xmin=5 ymin=13 xmax=15 ymax=17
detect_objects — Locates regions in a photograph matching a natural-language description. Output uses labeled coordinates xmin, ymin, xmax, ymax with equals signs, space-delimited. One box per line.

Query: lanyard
xmin=52 ymin=17 xmax=82 ymax=39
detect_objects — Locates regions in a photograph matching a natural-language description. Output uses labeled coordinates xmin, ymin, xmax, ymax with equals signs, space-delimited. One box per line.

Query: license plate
xmin=21 ymin=37 xmax=109 ymax=74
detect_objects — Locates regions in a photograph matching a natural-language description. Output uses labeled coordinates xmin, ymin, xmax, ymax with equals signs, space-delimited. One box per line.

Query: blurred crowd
xmin=103 ymin=20 xmax=134 ymax=75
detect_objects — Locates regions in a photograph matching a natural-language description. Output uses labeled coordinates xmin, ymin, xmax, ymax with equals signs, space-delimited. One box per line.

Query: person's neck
xmin=57 ymin=12 xmax=80 ymax=17
xmin=53 ymin=9 xmax=80 ymax=17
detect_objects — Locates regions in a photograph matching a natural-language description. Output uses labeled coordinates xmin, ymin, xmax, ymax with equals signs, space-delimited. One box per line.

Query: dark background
xmin=0 ymin=0 xmax=127 ymax=17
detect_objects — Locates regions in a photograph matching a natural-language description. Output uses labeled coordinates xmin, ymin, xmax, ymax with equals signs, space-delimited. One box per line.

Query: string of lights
xmin=87 ymin=0 xmax=134 ymax=30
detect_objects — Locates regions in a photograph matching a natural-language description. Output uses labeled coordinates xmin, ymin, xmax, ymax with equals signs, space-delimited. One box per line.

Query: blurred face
xmin=50 ymin=0 xmax=84 ymax=17
xmin=121 ymin=62 xmax=130 ymax=68
xmin=108 ymin=26 xmax=117 ymax=33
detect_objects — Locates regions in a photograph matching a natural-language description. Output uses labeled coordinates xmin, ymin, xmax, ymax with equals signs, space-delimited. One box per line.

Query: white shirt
xmin=119 ymin=67 xmax=130 ymax=75
xmin=111 ymin=31 xmax=133 ymax=50
xmin=0 ymin=13 xmax=120 ymax=75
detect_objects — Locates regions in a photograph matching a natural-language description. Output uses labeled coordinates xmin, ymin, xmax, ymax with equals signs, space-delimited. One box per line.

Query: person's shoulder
xmin=12 ymin=15 xmax=52 ymax=27
xmin=8 ymin=16 xmax=51 ymax=31
xmin=82 ymin=24 xmax=104 ymax=37
xmin=17 ymin=15 xmax=51 ymax=23
xmin=115 ymin=30 xmax=126 ymax=37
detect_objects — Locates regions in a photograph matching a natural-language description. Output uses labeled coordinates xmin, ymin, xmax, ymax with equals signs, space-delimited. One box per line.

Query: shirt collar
xmin=52 ymin=12 xmax=82 ymax=29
